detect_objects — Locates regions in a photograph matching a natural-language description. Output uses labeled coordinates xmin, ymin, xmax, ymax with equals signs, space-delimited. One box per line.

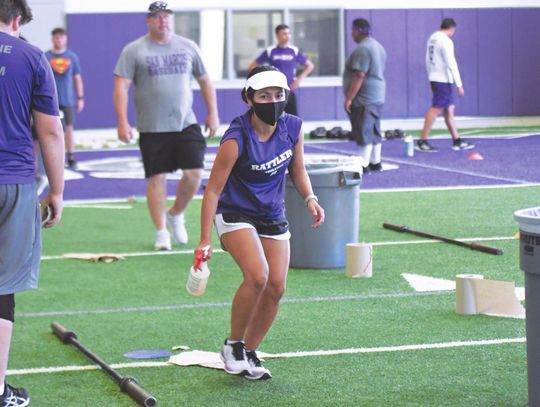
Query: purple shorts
xmin=430 ymin=82 xmax=454 ymax=109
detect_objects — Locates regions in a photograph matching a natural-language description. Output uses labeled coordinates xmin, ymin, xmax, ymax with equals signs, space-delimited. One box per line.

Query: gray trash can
xmin=285 ymin=156 xmax=362 ymax=268
xmin=514 ymin=207 xmax=540 ymax=407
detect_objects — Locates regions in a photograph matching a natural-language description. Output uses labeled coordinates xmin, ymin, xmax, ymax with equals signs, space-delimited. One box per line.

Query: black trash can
xmin=514 ymin=207 xmax=540 ymax=407
xmin=285 ymin=157 xmax=362 ymax=268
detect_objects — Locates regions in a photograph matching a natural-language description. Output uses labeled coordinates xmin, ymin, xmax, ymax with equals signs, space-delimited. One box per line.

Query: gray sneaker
xmin=167 ymin=212 xmax=188 ymax=244
xmin=0 ymin=383 xmax=30 ymax=407
xmin=220 ymin=339 xmax=250 ymax=376
xmin=415 ymin=140 xmax=438 ymax=152
xmin=245 ymin=350 xmax=272 ymax=380
xmin=452 ymin=138 xmax=475 ymax=151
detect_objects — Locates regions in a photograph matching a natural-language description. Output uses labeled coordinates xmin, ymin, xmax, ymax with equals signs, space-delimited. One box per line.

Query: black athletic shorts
xmin=348 ymin=104 xmax=383 ymax=146
xmin=139 ymin=124 xmax=206 ymax=178
xmin=59 ymin=105 xmax=75 ymax=126
xmin=215 ymin=212 xmax=290 ymax=239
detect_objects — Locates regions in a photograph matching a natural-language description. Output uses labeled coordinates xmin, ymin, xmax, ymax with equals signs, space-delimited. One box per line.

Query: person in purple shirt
xmin=196 ymin=66 xmax=324 ymax=380
xmin=0 ymin=0 xmax=65 ymax=405
xmin=249 ymin=24 xmax=314 ymax=116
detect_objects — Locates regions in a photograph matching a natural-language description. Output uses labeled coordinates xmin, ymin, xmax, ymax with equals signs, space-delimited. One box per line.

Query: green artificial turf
xmin=8 ymin=185 xmax=538 ymax=406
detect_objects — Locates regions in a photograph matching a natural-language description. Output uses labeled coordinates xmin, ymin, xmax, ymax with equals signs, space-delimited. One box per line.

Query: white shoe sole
xmin=245 ymin=370 xmax=272 ymax=380
xmin=220 ymin=353 xmax=250 ymax=376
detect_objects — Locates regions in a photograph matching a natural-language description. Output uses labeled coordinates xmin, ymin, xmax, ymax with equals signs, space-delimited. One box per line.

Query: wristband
xmin=304 ymin=194 xmax=318 ymax=206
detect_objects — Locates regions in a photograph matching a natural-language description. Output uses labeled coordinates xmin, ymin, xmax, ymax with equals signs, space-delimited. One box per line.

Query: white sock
xmin=226 ymin=339 xmax=244 ymax=345
xmin=358 ymin=144 xmax=373 ymax=166
xmin=0 ymin=382 xmax=5 ymax=395
xmin=370 ymin=143 xmax=382 ymax=164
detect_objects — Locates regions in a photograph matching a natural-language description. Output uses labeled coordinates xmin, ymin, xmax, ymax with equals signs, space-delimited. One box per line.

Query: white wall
xmin=65 ymin=0 xmax=540 ymax=13
xmin=25 ymin=0 xmax=64 ymax=51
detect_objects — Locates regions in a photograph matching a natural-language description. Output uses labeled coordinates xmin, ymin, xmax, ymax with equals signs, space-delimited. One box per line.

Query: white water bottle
xmin=186 ymin=246 xmax=210 ymax=296
xmin=404 ymin=135 xmax=414 ymax=157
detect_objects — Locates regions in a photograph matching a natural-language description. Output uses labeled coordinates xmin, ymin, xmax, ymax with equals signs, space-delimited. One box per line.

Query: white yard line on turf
xmin=385 ymin=157 xmax=532 ymax=184
xmin=41 ymin=248 xmax=225 ymax=261
xmin=7 ymin=337 xmax=525 ymax=376
xmin=307 ymin=142 xmax=535 ymax=185
xmin=40 ymin=237 xmax=513 ymax=261
xmin=17 ymin=291 xmax=451 ymax=318
xmin=64 ymin=204 xmax=133 ymax=209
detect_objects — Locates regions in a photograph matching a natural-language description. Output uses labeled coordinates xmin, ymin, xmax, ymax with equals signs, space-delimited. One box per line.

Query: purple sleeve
xmin=32 ymin=54 xmax=59 ymax=116
xmin=220 ymin=118 xmax=245 ymax=154
xmin=296 ymin=48 xmax=308 ymax=66
xmin=255 ymin=49 xmax=269 ymax=65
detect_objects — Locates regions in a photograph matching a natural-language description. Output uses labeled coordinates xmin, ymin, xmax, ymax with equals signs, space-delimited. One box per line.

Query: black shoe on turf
xmin=220 ymin=339 xmax=250 ymax=375
xmin=368 ymin=162 xmax=383 ymax=172
xmin=0 ymin=383 xmax=30 ymax=407
xmin=452 ymin=138 xmax=475 ymax=151
xmin=415 ymin=139 xmax=438 ymax=152
xmin=67 ymin=158 xmax=77 ymax=170
xmin=245 ymin=350 xmax=272 ymax=380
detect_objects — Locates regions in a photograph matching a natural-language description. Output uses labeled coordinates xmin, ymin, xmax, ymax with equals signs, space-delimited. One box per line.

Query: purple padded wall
xmin=67 ymin=13 xmax=147 ymax=129
xmin=68 ymin=8 xmax=540 ymax=129
xmin=444 ymin=9 xmax=479 ymax=116
xmin=512 ymin=8 xmax=540 ymax=115
xmin=478 ymin=10 xmax=513 ymax=116
xmin=406 ymin=9 xmax=442 ymax=117
xmin=371 ymin=9 xmax=408 ymax=118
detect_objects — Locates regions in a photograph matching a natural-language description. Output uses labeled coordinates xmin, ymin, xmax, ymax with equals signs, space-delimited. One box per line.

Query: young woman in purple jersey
xmin=196 ymin=66 xmax=324 ymax=380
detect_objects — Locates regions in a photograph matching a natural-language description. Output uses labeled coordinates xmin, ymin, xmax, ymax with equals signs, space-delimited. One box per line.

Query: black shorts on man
xmin=59 ymin=105 xmax=75 ymax=127
xmin=348 ymin=104 xmax=383 ymax=146
xmin=139 ymin=124 xmax=206 ymax=178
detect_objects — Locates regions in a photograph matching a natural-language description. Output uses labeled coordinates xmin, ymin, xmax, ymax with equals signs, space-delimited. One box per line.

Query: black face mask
xmin=252 ymin=101 xmax=287 ymax=126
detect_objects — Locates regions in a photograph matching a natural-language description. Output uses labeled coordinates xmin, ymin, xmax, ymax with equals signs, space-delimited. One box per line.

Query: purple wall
xmin=68 ymin=8 xmax=540 ymax=129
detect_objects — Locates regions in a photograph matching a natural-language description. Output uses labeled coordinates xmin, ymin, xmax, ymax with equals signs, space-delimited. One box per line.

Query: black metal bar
xmin=51 ymin=322 xmax=157 ymax=406
xmin=382 ymin=223 xmax=503 ymax=255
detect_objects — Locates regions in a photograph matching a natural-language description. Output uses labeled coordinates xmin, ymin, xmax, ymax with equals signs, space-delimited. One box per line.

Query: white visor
xmin=244 ymin=71 xmax=290 ymax=91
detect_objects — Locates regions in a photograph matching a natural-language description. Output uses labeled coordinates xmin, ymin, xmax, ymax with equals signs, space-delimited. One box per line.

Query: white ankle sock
xmin=358 ymin=144 xmax=373 ymax=166
xmin=0 ymin=382 xmax=5 ymax=395
xmin=370 ymin=143 xmax=382 ymax=164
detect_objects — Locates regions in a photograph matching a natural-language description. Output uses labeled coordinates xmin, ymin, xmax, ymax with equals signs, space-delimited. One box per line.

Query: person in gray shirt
xmin=343 ymin=18 xmax=386 ymax=173
xmin=113 ymin=1 xmax=219 ymax=250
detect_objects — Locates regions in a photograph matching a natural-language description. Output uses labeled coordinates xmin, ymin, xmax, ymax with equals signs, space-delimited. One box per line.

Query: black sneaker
xmin=0 ymin=383 xmax=30 ymax=407
xmin=362 ymin=166 xmax=370 ymax=174
xmin=368 ymin=162 xmax=383 ymax=172
xmin=415 ymin=139 xmax=438 ymax=152
xmin=452 ymin=138 xmax=475 ymax=151
xmin=67 ymin=158 xmax=77 ymax=170
xmin=220 ymin=339 xmax=250 ymax=375
xmin=245 ymin=350 xmax=272 ymax=380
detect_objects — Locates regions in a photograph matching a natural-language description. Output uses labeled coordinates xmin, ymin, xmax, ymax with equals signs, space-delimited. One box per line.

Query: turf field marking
xmin=263 ymin=337 xmax=526 ymax=359
xmin=306 ymin=142 xmax=534 ymax=185
xmin=7 ymin=337 xmax=525 ymax=376
xmin=40 ymin=237 xmax=512 ymax=261
xmin=41 ymin=248 xmax=225 ymax=261
xmin=17 ymin=291 xmax=451 ymax=318
xmin=40 ymin=236 xmax=513 ymax=261
xmin=64 ymin=204 xmax=133 ymax=209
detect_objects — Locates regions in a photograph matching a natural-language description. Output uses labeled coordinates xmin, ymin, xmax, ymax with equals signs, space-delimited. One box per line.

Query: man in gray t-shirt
xmin=113 ymin=1 xmax=219 ymax=250
xmin=343 ymin=18 xmax=386 ymax=173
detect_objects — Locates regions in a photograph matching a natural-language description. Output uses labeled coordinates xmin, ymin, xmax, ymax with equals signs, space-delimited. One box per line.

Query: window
xmin=231 ymin=11 xmax=283 ymax=79
xmin=290 ymin=10 xmax=340 ymax=76
xmin=173 ymin=9 xmax=342 ymax=80
xmin=174 ymin=12 xmax=200 ymax=44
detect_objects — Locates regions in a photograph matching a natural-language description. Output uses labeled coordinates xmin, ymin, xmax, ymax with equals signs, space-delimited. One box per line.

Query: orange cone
xmin=468 ymin=152 xmax=484 ymax=161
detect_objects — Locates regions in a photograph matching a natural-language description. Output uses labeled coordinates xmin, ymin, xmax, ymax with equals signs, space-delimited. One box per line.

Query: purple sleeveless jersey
xmin=217 ymin=111 xmax=302 ymax=220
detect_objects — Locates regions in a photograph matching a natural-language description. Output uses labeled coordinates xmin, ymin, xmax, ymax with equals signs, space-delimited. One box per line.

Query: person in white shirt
xmin=416 ymin=18 xmax=474 ymax=152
